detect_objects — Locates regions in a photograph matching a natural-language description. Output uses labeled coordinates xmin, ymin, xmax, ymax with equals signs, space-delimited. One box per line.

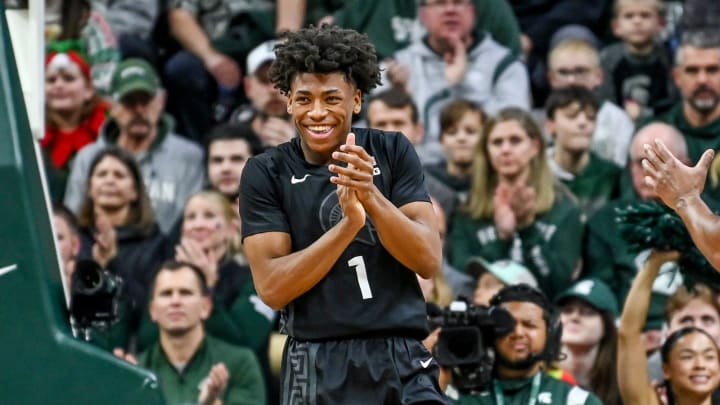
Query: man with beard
xmin=64 ymin=59 xmax=204 ymax=233
xmin=448 ymin=284 xmax=602 ymax=404
xmin=230 ymin=39 xmax=295 ymax=150
xmin=648 ymin=32 xmax=720 ymax=163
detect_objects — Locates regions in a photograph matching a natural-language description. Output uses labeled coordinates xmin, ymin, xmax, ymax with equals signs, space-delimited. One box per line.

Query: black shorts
xmin=280 ymin=336 xmax=449 ymax=405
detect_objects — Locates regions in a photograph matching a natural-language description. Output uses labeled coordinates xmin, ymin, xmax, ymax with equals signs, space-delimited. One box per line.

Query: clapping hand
xmin=92 ymin=214 xmax=117 ymax=268
xmin=642 ymin=140 xmax=714 ymax=212
xmin=198 ymin=363 xmax=229 ymax=405
xmin=329 ymin=132 xmax=375 ymax=225
xmin=176 ymin=238 xmax=219 ymax=288
xmin=443 ymin=34 xmax=468 ymax=86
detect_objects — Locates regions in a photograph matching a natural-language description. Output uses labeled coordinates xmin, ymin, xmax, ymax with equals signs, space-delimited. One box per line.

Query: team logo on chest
xmin=319 ymin=191 xmax=377 ymax=246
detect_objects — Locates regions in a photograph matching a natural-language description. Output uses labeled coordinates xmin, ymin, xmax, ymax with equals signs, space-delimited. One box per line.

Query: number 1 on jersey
xmin=348 ymin=256 xmax=373 ymax=300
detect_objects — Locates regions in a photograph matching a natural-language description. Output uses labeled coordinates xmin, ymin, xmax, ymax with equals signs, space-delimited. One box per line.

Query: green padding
xmin=0 ymin=4 xmax=163 ymax=403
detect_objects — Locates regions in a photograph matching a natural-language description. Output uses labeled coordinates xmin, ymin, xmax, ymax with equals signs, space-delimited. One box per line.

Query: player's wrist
xmin=674 ymin=193 xmax=702 ymax=212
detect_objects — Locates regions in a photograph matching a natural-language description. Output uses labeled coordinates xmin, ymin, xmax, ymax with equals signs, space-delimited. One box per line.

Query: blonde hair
xmin=548 ymin=39 xmax=600 ymax=69
xmin=465 ymin=108 xmax=555 ymax=219
xmin=184 ymin=190 xmax=242 ymax=255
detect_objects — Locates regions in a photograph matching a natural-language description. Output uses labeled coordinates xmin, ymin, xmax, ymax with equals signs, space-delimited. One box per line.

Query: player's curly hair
xmin=269 ymin=25 xmax=382 ymax=96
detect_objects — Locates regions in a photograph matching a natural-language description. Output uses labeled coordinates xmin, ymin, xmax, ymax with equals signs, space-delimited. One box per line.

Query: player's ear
xmin=353 ymin=89 xmax=362 ymax=114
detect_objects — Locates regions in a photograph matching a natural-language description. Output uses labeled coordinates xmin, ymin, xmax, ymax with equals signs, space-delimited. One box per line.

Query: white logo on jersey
xmin=420 ymin=358 xmax=433 ymax=368
xmin=291 ymin=174 xmax=310 ymax=184
xmin=538 ymin=392 xmax=552 ymax=403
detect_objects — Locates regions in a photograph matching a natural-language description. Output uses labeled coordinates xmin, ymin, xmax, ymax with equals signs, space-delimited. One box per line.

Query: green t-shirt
xmin=450 ymin=373 xmax=603 ymax=405
xmin=449 ymin=194 xmax=583 ymax=299
xmin=137 ymin=335 xmax=266 ymax=405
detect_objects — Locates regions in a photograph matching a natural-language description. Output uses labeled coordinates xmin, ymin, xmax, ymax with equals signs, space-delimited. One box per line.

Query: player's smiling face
xmin=287 ymin=72 xmax=361 ymax=164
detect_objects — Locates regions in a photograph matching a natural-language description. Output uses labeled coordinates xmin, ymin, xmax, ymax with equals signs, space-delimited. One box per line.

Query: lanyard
xmin=493 ymin=373 xmax=542 ymax=405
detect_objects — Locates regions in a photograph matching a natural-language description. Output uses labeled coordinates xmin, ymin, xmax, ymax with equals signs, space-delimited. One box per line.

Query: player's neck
xmin=299 ymin=140 xmax=340 ymax=166
xmin=160 ymin=325 xmax=205 ymax=367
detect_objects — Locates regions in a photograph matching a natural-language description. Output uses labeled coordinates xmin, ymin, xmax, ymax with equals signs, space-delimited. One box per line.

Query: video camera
xmin=428 ymin=299 xmax=516 ymax=391
xmin=69 ymin=260 xmax=122 ymax=337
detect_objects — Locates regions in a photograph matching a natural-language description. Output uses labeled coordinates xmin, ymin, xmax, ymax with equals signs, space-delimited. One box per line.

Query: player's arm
xmin=617 ymin=250 xmax=678 ymax=405
xmin=243 ymin=216 xmax=364 ymax=310
xmin=330 ymin=135 xmax=441 ymax=279
xmin=642 ymin=141 xmax=720 ymax=269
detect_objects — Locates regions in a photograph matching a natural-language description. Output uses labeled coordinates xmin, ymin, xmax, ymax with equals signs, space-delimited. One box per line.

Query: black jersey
xmin=240 ymin=127 xmax=432 ymax=341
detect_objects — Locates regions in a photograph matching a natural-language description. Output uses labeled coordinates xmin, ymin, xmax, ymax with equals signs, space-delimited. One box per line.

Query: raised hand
xmin=328 ymin=132 xmax=366 ymax=224
xmin=93 ymin=213 xmax=117 ymax=268
xmin=198 ymin=363 xmax=229 ymax=405
xmin=385 ymin=59 xmax=410 ymax=92
xmin=204 ymin=51 xmax=241 ymax=88
xmin=443 ymin=34 xmax=468 ymax=86
xmin=175 ymin=238 xmax=219 ymax=288
xmin=259 ymin=116 xmax=296 ymax=146
xmin=493 ymin=184 xmax=517 ymax=240
xmin=643 ymin=140 xmax=715 ymax=211
xmin=112 ymin=347 xmax=138 ymax=365
xmin=329 ymin=133 xmax=377 ymax=202
xmin=510 ymin=185 xmax=536 ymax=228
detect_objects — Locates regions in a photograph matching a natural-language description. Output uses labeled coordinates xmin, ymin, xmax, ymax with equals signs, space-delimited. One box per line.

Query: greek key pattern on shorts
xmin=287 ymin=341 xmax=311 ymax=405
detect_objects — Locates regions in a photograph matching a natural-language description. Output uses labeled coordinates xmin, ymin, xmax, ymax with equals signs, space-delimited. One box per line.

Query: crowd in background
xmin=40 ymin=0 xmax=720 ymax=403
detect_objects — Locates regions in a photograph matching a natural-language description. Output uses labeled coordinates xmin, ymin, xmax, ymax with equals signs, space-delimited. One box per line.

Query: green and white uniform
xmin=449 ymin=194 xmax=583 ymax=300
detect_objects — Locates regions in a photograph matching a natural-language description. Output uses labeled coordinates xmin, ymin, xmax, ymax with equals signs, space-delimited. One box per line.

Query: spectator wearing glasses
xmin=381 ymin=0 xmax=530 ymax=164
xmin=548 ymin=38 xmax=635 ymax=167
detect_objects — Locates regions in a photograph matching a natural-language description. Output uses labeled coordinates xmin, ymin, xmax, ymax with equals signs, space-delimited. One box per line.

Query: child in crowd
xmin=545 ymin=86 xmax=621 ymax=219
xmin=424 ymin=99 xmax=485 ymax=229
xmin=601 ymin=0 xmax=677 ymax=122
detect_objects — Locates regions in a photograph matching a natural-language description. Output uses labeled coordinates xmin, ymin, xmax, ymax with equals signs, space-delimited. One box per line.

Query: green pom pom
xmin=615 ymin=201 xmax=720 ymax=288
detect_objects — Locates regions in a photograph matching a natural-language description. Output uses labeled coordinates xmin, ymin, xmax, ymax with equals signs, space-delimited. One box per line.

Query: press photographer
xmin=428 ymin=298 xmax=515 ymax=392
xmin=445 ymin=285 xmax=603 ymax=404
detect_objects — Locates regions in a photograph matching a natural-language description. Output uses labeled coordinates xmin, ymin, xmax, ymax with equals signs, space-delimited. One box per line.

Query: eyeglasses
xmin=422 ymin=0 xmax=472 ymax=9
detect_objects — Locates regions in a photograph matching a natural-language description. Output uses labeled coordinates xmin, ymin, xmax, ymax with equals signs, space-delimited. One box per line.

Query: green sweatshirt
xmin=550 ymin=151 xmax=621 ymax=220
xmin=449 ymin=195 xmax=583 ymax=299
xmin=650 ymin=103 xmax=720 ymax=163
xmin=451 ymin=372 xmax=602 ymax=404
xmin=137 ymin=335 xmax=266 ymax=405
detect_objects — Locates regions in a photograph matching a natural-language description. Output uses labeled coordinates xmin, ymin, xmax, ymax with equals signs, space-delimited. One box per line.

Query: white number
xmin=348 ymin=256 xmax=373 ymax=299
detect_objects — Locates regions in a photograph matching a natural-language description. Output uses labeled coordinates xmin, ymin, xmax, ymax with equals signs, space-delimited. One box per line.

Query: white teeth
xmin=308 ymin=126 xmax=332 ymax=132
xmin=691 ymin=376 xmax=709 ymax=384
